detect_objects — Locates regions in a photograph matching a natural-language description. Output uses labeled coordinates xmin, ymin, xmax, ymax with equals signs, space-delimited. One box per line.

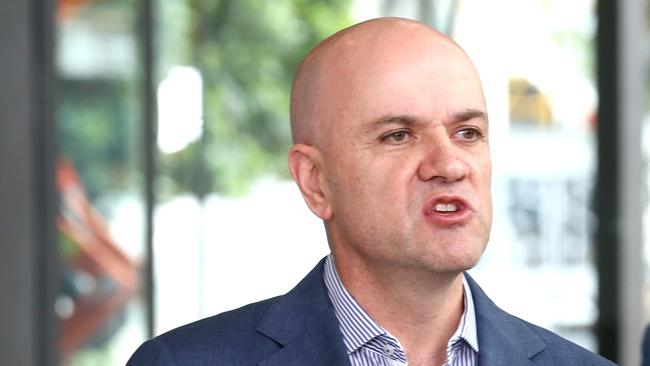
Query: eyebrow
xmin=451 ymin=108 xmax=489 ymax=124
xmin=364 ymin=108 xmax=488 ymax=133
xmin=363 ymin=114 xmax=423 ymax=134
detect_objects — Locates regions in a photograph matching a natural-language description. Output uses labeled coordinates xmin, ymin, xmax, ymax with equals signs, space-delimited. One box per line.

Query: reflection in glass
xmin=448 ymin=0 xmax=598 ymax=350
xmin=56 ymin=0 xmax=146 ymax=364
xmin=644 ymin=0 xmax=650 ymax=344
xmin=152 ymin=0 xmax=353 ymax=334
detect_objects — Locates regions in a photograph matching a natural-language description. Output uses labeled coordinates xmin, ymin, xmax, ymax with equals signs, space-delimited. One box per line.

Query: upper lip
xmin=423 ymin=194 xmax=473 ymax=214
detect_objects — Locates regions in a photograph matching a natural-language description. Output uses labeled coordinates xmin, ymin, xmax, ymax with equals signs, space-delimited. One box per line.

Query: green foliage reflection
xmin=159 ymin=0 xmax=351 ymax=198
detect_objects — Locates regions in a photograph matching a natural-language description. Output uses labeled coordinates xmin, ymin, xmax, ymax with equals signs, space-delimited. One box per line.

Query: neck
xmin=332 ymin=253 xmax=465 ymax=365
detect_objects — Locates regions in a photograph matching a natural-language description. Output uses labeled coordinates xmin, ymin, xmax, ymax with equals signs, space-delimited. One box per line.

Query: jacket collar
xmin=465 ymin=273 xmax=547 ymax=365
xmin=255 ymin=258 xmax=549 ymax=366
xmin=256 ymin=258 xmax=351 ymax=366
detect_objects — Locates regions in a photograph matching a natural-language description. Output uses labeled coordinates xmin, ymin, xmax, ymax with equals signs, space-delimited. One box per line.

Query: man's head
xmin=288 ymin=17 xmax=492 ymax=276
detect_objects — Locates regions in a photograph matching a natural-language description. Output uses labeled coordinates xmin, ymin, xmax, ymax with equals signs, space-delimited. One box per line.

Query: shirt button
xmin=383 ymin=344 xmax=395 ymax=356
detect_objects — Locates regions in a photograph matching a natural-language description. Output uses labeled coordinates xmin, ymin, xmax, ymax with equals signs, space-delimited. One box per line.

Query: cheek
xmin=327 ymin=148 xmax=423 ymax=211
xmin=484 ymin=160 xmax=493 ymax=193
xmin=470 ymin=151 xmax=491 ymax=186
xmin=372 ymin=159 xmax=420 ymax=201
xmin=474 ymin=157 xmax=493 ymax=220
xmin=333 ymin=167 xmax=401 ymax=225
xmin=324 ymin=160 xmax=373 ymax=216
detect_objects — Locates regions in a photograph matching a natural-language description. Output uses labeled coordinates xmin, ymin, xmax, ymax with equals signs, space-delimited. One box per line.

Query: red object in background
xmin=57 ymin=0 xmax=90 ymax=21
xmin=56 ymin=158 xmax=140 ymax=355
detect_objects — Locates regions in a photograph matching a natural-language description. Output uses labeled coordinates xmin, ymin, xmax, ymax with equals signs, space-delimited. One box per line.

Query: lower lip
xmin=424 ymin=207 xmax=473 ymax=225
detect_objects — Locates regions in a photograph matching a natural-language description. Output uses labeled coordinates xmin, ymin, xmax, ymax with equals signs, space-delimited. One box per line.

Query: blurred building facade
xmin=1 ymin=0 xmax=648 ymax=365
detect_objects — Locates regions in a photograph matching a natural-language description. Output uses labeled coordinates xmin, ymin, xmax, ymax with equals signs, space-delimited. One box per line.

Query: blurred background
xmin=1 ymin=0 xmax=648 ymax=365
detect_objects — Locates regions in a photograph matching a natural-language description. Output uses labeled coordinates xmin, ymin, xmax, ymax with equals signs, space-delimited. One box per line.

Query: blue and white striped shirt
xmin=324 ymin=255 xmax=478 ymax=366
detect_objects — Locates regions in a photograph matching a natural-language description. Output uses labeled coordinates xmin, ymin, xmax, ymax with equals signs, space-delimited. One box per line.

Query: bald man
xmin=128 ymin=18 xmax=614 ymax=366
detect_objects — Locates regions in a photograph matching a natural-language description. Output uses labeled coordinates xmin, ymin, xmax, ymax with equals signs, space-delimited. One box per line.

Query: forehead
xmin=323 ymin=41 xmax=486 ymax=126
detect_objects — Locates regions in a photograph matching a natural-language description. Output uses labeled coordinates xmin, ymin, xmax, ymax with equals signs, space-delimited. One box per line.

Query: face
xmin=316 ymin=32 xmax=492 ymax=275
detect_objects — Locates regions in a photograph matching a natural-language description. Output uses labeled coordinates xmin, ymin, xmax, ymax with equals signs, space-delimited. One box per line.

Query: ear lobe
xmin=288 ymin=144 xmax=333 ymax=220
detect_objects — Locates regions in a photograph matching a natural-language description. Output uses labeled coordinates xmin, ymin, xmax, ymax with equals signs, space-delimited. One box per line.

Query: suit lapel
xmin=465 ymin=273 xmax=546 ymax=365
xmin=254 ymin=262 xmax=549 ymax=366
xmin=258 ymin=308 xmax=350 ymax=366
xmin=256 ymin=258 xmax=351 ymax=366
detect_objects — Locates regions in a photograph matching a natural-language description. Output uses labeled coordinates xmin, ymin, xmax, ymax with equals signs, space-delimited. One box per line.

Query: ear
xmin=288 ymin=144 xmax=333 ymax=220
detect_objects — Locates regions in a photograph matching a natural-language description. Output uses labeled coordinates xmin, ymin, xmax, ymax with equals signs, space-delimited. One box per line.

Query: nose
xmin=417 ymin=137 xmax=468 ymax=183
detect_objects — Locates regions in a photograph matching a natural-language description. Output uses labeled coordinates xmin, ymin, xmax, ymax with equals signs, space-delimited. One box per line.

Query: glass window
xmin=152 ymin=0 xmax=353 ymax=333
xmin=447 ymin=0 xmax=598 ymax=350
xmin=465 ymin=1 xmax=596 ymax=350
xmin=641 ymin=0 xmax=650 ymax=344
xmin=357 ymin=0 xmax=599 ymax=351
xmin=55 ymin=0 xmax=147 ymax=364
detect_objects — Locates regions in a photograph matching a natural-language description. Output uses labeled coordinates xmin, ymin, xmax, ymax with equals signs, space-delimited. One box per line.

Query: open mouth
xmin=424 ymin=196 xmax=473 ymax=225
xmin=432 ymin=202 xmax=459 ymax=213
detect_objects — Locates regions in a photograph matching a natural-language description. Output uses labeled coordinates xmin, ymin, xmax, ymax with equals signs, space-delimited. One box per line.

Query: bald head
xmin=290 ymin=17 xmax=472 ymax=147
xmin=287 ymin=17 xmax=491 ymax=282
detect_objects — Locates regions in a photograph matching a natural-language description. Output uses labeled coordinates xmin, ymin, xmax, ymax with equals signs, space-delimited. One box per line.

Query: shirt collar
xmin=454 ymin=275 xmax=480 ymax=352
xmin=323 ymin=254 xmax=479 ymax=355
xmin=323 ymin=254 xmax=386 ymax=354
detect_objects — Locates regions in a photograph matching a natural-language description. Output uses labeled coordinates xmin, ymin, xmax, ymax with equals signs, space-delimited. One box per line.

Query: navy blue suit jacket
xmin=127 ymin=258 xmax=615 ymax=365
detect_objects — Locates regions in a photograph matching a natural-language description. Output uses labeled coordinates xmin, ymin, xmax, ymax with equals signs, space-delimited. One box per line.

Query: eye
xmin=381 ymin=130 xmax=412 ymax=144
xmin=455 ymin=127 xmax=483 ymax=141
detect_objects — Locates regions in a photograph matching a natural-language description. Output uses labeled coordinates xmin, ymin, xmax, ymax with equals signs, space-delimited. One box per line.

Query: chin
xmin=428 ymin=251 xmax=483 ymax=274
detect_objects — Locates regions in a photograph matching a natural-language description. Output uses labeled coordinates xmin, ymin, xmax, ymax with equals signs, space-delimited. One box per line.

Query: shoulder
xmin=516 ymin=316 xmax=615 ymax=365
xmin=126 ymin=298 xmax=282 ymax=366
xmin=126 ymin=258 xmax=333 ymax=366
xmin=464 ymin=273 xmax=615 ymax=365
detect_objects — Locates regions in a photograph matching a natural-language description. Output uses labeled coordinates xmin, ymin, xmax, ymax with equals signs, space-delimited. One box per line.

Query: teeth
xmin=434 ymin=203 xmax=458 ymax=212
